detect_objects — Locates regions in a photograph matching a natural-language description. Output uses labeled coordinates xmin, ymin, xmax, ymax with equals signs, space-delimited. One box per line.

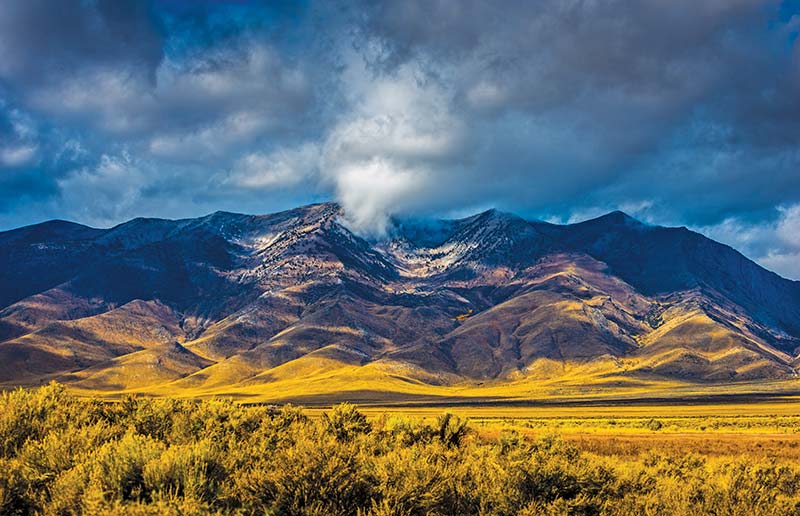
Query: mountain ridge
xmin=1 ymin=202 xmax=799 ymax=402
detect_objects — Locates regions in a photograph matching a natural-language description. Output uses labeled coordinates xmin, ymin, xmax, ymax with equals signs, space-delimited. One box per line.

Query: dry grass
xmin=4 ymin=383 xmax=800 ymax=515
xmin=58 ymin=351 xmax=800 ymax=409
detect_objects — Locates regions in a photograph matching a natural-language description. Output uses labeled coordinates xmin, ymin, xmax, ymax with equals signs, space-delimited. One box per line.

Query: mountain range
xmin=1 ymin=202 xmax=799 ymax=403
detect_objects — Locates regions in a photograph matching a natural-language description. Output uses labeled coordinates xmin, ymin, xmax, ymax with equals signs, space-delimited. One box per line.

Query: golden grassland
xmin=341 ymin=402 xmax=800 ymax=461
xmin=59 ymin=349 xmax=800 ymax=407
xmin=3 ymin=384 xmax=800 ymax=515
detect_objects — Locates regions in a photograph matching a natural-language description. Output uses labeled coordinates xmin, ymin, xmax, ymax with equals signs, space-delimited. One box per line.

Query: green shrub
xmin=646 ymin=418 xmax=664 ymax=431
xmin=436 ymin=413 xmax=469 ymax=448
xmin=237 ymin=433 xmax=374 ymax=515
xmin=0 ymin=383 xmax=79 ymax=458
xmin=321 ymin=403 xmax=371 ymax=442
xmin=90 ymin=433 xmax=165 ymax=502
xmin=143 ymin=439 xmax=225 ymax=503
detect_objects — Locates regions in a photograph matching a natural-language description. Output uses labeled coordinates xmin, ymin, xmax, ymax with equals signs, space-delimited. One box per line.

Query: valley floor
xmin=60 ymin=370 xmax=800 ymax=406
xmin=357 ymin=401 xmax=800 ymax=460
xmin=67 ymin=374 xmax=800 ymax=464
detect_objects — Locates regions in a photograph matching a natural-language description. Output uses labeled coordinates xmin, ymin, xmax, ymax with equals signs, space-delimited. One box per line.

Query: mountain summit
xmin=1 ymin=203 xmax=799 ymax=402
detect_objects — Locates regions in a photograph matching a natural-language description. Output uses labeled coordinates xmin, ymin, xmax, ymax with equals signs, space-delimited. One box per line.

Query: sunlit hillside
xmin=3 ymin=204 xmax=800 ymax=405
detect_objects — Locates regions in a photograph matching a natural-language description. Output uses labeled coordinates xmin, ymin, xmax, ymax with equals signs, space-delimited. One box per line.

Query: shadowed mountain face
xmin=1 ymin=202 xmax=799 ymax=396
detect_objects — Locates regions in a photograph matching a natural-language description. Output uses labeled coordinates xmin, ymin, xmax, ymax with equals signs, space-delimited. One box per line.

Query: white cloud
xmin=23 ymin=39 xmax=310 ymax=153
xmin=759 ymin=251 xmax=800 ymax=280
xmin=143 ymin=43 xmax=310 ymax=161
xmin=56 ymin=153 xmax=147 ymax=226
xmin=334 ymin=157 xmax=430 ymax=237
xmin=321 ymin=55 xmax=466 ymax=235
xmin=28 ymin=68 xmax=155 ymax=134
xmin=775 ymin=204 xmax=800 ymax=249
xmin=0 ymin=144 xmax=36 ymax=167
xmin=0 ymin=106 xmax=39 ymax=168
xmin=465 ymin=80 xmax=509 ymax=111
xmin=696 ymin=204 xmax=800 ymax=280
xmin=228 ymin=143 xmax=319 ymax=189
xmin=148 ymin=111 xmax=272 ymax=162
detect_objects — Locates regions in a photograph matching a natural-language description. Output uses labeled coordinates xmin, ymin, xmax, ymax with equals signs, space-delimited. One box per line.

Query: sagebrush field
xmin=2 ymin=383 xmax=800 ymax=515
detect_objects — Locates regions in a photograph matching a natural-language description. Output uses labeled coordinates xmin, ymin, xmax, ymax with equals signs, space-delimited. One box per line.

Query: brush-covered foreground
xmin=3 ymin=384 xmax=800 ymax=515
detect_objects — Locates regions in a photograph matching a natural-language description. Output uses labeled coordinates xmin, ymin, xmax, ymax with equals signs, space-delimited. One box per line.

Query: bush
xmin=0 ymin=384 xmax=799 ymax=515
xmin=91 ymin=433 xmax=165 ymax=502
xmin=236 ymin=433 xmax=374 ymax=515
xmin=321 ymin=404 xmax=371 ymax=442
xmin=0 ymin=382 xmax=79 ymax=458
xmin=143 ymin=439 xmax=226 ymax=503
xmin=436 ymin=413 xmax=470 ymax=448
xmin=646 ymin=418 xmax=664 ymax=431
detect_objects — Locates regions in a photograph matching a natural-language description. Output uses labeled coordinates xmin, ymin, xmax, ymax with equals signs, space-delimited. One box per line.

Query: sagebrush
xmin=1 ymin=383 xmax=799 ymax=515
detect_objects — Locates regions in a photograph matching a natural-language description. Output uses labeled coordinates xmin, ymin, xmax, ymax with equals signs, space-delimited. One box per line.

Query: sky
xmin=0 ymin=0 xmax=799 ymax=279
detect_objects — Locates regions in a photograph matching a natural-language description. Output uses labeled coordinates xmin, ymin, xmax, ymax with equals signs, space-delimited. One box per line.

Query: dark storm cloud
xmin=0 ymin=0 xmax=163 ymax=84
xmin=339 ymin=0 xmax=800 ymax=277
xmin=0 ymin=0 xmax=799 ymax=277
xmin=352 ymin=0 xmax=800 ymax=222
xmin=0 ymin=0 xmax=331 ymax=227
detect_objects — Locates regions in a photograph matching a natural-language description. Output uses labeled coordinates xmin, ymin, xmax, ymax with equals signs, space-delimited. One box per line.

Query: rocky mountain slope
xmin=1 ymin=203 xmax=799 ymax=400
